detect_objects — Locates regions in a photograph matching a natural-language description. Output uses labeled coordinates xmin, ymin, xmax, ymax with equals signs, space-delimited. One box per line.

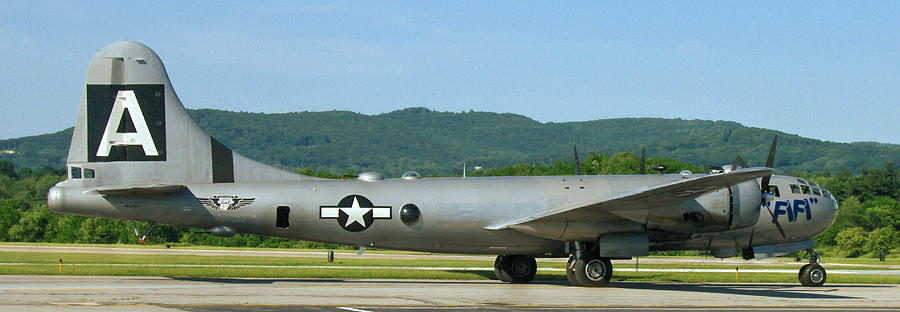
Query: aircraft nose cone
xmin=47 ymin=186 xmax=63 ymax=212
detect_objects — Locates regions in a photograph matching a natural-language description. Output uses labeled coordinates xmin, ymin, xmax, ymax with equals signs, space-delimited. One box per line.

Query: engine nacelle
xmin=729 ymin=179 xmax=762 ymax=229
xmin=645 ymin=180 xmax=761 ymax=233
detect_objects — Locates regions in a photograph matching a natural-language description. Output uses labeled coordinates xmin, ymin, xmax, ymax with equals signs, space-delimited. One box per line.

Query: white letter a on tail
xmin=96 ymin=90 xmax=159 ymax=157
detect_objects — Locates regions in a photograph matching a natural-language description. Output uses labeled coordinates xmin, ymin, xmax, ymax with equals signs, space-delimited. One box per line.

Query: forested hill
xmin=1 ymin=107 xmax=898 ymax=176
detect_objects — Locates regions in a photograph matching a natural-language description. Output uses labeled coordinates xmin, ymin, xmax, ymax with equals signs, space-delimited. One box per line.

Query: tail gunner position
xmin=48 ymin=41 xmax=838 ymax=287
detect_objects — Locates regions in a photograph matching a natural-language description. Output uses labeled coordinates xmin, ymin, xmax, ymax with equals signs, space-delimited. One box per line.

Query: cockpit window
xmin=811 ymin=186 xmax=822 ymax=196
xmin=797 ymin=179 xmax=808 ymax=184
xmin=767 ymin=185 xmax=781 ymax=197
xmin=800 ymin=185 xmax=811 ymax=194
xmin=790 ymin=184 xmax=802 ymax=194
xmin=823 ymin=190 xmax=838 ymax=208
xmin=84 ymin=169 xmax=95 ymax=179
xmin=70 ymin=167 xmax=82 ymax=179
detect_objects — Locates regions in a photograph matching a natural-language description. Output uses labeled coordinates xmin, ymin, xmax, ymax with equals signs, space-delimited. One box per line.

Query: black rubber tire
xmin=506 ymin=255 xmax=537 ymax=283
xmin=494 ymin=255 xmax=513 ymax=282
xmin=798 ymin=264 xmax=810 ymax=283
xmin=800 ymin=263 xmax=826 ymax=287
xmin=573 ymin=257 xmax=612 ymax=287
xmin=565 ymin=256 xmax=578 ymax=286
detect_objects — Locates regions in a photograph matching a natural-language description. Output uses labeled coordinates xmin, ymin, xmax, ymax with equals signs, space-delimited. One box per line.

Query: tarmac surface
xmin=1 ymin=276 xmax=898 ymax=312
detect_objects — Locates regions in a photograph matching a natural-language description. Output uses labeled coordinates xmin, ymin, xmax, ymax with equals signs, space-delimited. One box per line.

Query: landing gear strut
xmin=130 ymin=221 xmax=157 ymax=244
xmin=798 ymin=248 xmax=826 ymax=287
xmin=566 ymin=243 xmax=613 ymax=287
xmin=494 ymin=255 xmax=537 ymax=283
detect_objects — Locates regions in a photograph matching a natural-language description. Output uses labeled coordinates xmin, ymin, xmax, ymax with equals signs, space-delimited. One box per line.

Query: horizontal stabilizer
xmin=487 ymin=167 xmax=774 ymax=230
xmin=90 ymin=184 xmax=185 ymax=195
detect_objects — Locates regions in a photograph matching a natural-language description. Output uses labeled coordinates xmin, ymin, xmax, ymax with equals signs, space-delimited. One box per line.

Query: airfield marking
xmin=0 ymin=262 xmax=896 ymax=275
xmin=88 ymin=303 xmax=900 ymax=311
xmin=347 ymin=308 xmax=900 ymax=311
xmin=47 ymin=302 xmax=103 ymax=306
xmin=12 ymin=288 xmax=111 ymax=291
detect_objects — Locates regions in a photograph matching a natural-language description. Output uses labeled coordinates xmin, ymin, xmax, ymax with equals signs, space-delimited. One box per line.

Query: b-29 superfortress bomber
xmin=48 ymin=41 xmax=838 ymax=287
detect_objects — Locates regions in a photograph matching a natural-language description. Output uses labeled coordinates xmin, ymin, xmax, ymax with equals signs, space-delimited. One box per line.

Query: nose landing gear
xmin=798 ymin=248 xmax=826 ymax=287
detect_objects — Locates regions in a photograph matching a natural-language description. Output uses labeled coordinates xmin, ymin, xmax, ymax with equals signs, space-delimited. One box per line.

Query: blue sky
xmin=1 ymin=1 xmax=898 ymax=144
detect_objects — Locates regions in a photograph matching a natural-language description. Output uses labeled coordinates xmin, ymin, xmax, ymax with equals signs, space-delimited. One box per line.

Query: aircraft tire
xmin=506 ymin=255 xmax=537 ymax=283
xmin=565 ymin=256 xmax=578 ymax=285
xmin=494 ymin=255 xmax=513 ymax=282
xmin=799 ymin=263 xmax=826 ymax=287
xmin=798 ymin=264 xmax=810 ymax=282
xmin=573 ymin=257 xmax=612 ymax=287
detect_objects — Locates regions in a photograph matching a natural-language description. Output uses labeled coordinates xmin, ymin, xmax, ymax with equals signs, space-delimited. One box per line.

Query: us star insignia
xmin=320 ymin=195 xmax=392 ymax=232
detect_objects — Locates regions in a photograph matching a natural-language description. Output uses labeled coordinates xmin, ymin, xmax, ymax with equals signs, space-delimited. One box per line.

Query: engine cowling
xmin=645 ymin=180 xmax=761 ymax=233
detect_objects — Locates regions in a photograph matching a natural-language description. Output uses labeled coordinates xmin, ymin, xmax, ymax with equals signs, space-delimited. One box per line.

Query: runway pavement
xmin=0 ymin=276 xmax=898 ymax=312
xmin=1 ymin=262 xmax=897 ymax=275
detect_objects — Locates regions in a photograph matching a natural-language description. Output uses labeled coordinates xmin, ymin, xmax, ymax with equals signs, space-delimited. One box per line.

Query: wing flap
xmin=486 ymin=167 xmax=773 ymax=230
xmin=89 ymin=184 xmax=186 ymax=195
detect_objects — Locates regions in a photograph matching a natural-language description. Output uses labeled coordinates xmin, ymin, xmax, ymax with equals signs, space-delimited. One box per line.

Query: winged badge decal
xmin=197 ymin=195 xmax=256 ymax=211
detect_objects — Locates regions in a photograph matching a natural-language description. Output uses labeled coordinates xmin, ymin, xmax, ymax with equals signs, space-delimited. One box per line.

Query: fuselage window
xmin=811 ymin=187 xmax=822 ymax=196
xmin=767 ymin=185 xmax=781 ymax=197
xmin=70 ymin=167 xmax=82 ymax=179
xmin=790 ymin=184 xmax=802 ymax=194
xmin=800 ymin=185 xmax=811 ymax=194
xmin=84 ymin=169 xmax=95 ymax=179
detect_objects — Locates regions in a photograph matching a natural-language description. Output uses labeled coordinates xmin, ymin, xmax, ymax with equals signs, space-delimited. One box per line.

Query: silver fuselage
xmin=49 ymin=173 xmax=837 ymax=257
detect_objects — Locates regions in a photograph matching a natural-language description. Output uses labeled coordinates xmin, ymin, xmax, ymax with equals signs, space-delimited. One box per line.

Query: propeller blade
xmin=734 ymin=155 xmax=748 ymax=168
xmin=764 ymin=204 xmax=788 ymax=239
xmin=573 ymin=145 xmax=582 ymax=175
xmin=764 ymin=135 xmax=778 ymax=168
xmin=639 ymin=146 xmax=646 ymax=175
xmin=760 ymin=136 xmax=778 ymax=191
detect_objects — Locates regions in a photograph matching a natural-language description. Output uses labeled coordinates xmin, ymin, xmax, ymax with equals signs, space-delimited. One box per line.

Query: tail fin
xmin=66 ymin=41 xmax=307 ymax=185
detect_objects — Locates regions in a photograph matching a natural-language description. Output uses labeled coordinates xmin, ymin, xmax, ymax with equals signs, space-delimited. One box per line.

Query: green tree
xmin=0 ymin=200 xmax=21 ymax=241
xmin=835 ymin=227 xmax=868 ymax=257
xmin=0 ymin=160 xmax=16 ymax=179
xmin=6 ymin=206 xmax=55 ymax=242
xmin=865 ymin=227 xmax=898 ymax=255
xmin=861 ymin=196 xmax=898 ymax=230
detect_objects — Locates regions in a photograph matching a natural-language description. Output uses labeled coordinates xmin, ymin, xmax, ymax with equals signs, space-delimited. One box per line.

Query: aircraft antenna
xmin=573 ymin=145 xmax=582 ymax=175
xmin=639 ymin=146 xmax=646 ymax=174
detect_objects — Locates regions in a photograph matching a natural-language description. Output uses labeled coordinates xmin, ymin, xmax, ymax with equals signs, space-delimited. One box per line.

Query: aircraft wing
xmin=90 ymin=184 xmax=186 ymax=195
xmin=486 ymin=167 xmax=773 ymax=230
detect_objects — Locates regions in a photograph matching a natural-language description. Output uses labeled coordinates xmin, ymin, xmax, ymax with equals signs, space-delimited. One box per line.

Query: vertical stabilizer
xmin=66 ymin=41 xmax=308 ymax=186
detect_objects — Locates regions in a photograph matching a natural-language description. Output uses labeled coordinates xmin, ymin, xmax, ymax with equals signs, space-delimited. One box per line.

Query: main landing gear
xmin=798 ymin=248 xmax=826 ymax=287
xmin=493 ymin=243 xmax=614 ymax=287
xmin=566 ymin=243 xmax=613 ymax=287
xmin=494 ymin=255 xmax=537 ymax=283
